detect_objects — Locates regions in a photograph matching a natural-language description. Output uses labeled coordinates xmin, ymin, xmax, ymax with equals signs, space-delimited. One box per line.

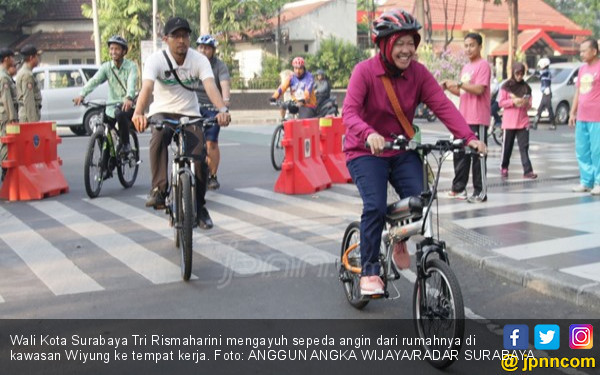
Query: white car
xmin=527 ymin=62 xmax=583 ymax=125
xmin=33 ymin=64 xmax=109 ymax=136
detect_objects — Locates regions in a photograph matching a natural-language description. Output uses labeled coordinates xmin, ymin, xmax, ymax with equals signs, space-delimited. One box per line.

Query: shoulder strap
xmin=110 ymin=66 xmax=127 ymax=93
xmin=162 ymin=50 xmax=197 ymax=92
xmin=380 ymin=76 xmax=415 ymax=139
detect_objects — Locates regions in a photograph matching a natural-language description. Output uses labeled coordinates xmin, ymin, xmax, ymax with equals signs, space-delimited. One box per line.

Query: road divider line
xmin=0 ymin=206 xmax=104 ymax=296
xmin=89 ymin=198 xmax=278 ymax=275
xmin=32 ymin=201 xmax=183 ymax=284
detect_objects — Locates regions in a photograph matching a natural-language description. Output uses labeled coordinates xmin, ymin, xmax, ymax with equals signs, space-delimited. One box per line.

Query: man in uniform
xmin=0 ymin=48 xmax=18 ymax=181
xmin=15 ymin=44 xmax=42 ymax=122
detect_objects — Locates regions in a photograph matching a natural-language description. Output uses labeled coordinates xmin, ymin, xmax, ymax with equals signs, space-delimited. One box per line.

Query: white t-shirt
xmin=143 ymin=48 xmax=214 ymax=117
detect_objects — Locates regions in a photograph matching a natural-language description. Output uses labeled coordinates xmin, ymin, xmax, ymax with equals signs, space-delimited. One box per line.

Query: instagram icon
xmin=569 ymin=324 xmax=593 ymax=349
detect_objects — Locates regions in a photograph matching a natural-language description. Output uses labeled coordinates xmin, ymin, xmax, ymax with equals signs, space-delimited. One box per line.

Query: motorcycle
xmin=317 ymin=96 xmax=339 ymax=117
xmin=414 ymin=103 xmax=437 ymax=122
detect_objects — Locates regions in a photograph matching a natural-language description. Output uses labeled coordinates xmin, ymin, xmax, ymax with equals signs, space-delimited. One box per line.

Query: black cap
xmin=0 ymin=48 xmax=14 ymax=60
xmin=20 ymin=44 xmax=42 ymax=56
xmin=163 ymin=17 xmax=192 ymax=36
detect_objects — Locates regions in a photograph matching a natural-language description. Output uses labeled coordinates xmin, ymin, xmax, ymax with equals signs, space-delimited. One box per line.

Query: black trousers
xmin=106 ymin=107 xmax=134 ymax=146
xmin=451 ymin=124 xmax=488 ymax=197
xmin=501 ymin=128 xmax=533 ymax=174
xmin=149 ymin=113 xmax=208 ymax=210
xmin=536 ymin=93 xmax=554 ymax=123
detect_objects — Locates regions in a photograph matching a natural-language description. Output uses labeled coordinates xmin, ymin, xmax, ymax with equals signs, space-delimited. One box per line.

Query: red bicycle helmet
xmin=292 ymin=56 xmax=305 ymax=68
xmin=371 ymin=9 xmax=422 ymax=45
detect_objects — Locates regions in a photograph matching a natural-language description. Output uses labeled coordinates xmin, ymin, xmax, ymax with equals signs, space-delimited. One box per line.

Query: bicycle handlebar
xmin=80 ymin=100 xmax=122 ymax=109
xmin=149 ymin=116 xmax=217 ymax=130
xmin=366 ymin=135 xmax=480 ymax=156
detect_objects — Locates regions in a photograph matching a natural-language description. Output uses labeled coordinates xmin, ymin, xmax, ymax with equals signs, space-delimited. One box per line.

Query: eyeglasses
xmin=168 ymin=32 xmax=190 ymax=40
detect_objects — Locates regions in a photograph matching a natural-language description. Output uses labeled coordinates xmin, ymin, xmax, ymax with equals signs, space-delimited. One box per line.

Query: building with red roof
xmin=360 ymin=0 xmax=591 ymax=69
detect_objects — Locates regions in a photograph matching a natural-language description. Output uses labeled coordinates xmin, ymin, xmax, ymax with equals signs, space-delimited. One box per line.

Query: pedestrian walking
xmin=532 ymin=57 xmax=556 ymax=130
xmin=15 ymin=44 xmax=42 ymax=123
xmin=568 ymin=38 xmax=600 ymax=195
xmin=498 ymin=62 xmax=537 ymax=180
xmin=442 ymin=33 xmax=491 ymax=203
xmin=0 ymin=48 xmax=18 ymax=181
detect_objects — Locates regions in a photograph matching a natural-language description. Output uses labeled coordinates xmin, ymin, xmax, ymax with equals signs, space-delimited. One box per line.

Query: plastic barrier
xmin=274 ymin=118 xmax=332 ymax=194
xmin=0 ymin=122 xmax=69 ymax=201
xmin=319 ymin=117 xmax=352 ymax=183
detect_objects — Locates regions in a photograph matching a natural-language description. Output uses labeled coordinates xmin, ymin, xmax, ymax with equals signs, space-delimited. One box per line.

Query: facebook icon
xmin=504 ymin=325 xmax=529 ymax=350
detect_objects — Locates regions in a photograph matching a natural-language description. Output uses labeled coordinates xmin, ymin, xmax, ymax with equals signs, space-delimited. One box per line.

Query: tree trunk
xmin=507 ymin=0 xmax=518 ymax=77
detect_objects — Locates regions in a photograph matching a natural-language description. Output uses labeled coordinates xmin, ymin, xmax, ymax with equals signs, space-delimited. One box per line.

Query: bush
xmin=418 ymin=44 xmax=468 ymax=82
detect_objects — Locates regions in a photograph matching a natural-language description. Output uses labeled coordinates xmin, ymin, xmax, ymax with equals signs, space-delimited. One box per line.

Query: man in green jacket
xmin=74 ymin=35 xmax=138 ymax=155
xmin=15 ymin=44 xmax=42 ymax=123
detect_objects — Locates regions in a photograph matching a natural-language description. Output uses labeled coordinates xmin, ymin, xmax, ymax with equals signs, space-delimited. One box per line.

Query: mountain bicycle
xmin=82 ymin=101 xmax=140 ymax=198
xmin=269 ymin=100 xmax=299 ymax=171
xmin=338 ymin=135 xmax=470 ymax=369
xmin=150 ymin=116 xmax=216 ymax=281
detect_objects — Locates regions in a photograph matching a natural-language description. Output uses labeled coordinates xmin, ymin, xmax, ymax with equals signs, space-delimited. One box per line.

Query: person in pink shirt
xmin=498 ymin=62 xmax=537 ymax=179
xmin=569 ymin=38 xmax=600 ymax=195
xmin=442 ymin=33 xmax=491 ymax=203
xmin=342 ymin=9 xmax=486 ymax=296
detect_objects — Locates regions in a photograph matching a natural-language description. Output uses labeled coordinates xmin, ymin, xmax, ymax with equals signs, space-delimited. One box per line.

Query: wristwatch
xmin=218 ymin=107 xmax=229 ymax=114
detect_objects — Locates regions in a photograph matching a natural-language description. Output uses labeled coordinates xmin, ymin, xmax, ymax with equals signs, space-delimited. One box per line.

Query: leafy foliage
xmin=308 ymin=36 xmax=369 ymax=88
xmin=544 ymin=0 xmax=600 ymax=37
xmin=0 ymin=0 xmax=54 ymax=29
xmin=418 ymin=44 xmax=468 ymax=82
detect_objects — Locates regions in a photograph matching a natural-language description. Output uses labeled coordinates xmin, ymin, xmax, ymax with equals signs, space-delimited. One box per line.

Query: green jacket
xmin=80 ymin=58 xmax=138 ymax=118
xmin=15 ymin=64 xmax=42 ymax=122
xmin=0 ymin=66 xmax=18 ymax=123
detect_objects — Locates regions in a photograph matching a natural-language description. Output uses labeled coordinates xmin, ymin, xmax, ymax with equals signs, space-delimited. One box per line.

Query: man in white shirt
xmin=132 ymin=17 xmax=230 ymax=229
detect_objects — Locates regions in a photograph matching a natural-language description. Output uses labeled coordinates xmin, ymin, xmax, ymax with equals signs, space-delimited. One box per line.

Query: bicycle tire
xmin=270 ymin=124 xmax=285 ymax=171
xmin=83 ymin=131 xmax=105 ymax=198
xmin=413 ymin=258 xmax=464 ymax=369
xmin=491 ymin=125 xmax=503 ymax=146
xmin=339 ymin=221 xmax=369 ymax=309
xmin=178 ymin=174 xmax=193 ymax=281
xmin=117 ymin=129 xmax=140 ymax=188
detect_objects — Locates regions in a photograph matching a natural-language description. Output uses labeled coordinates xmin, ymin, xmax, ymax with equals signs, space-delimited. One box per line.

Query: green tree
xmin=0 ymin=0 xmax=57 ymax=29
xmin=544 ymin=0 xmax=600 ymax=37
xmin=309 ymin=36 xmax=369 ymax=88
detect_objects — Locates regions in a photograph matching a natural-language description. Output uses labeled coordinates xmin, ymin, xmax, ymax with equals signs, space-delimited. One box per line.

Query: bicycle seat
xmin=386 ymin=196 xmax=423 ymax=222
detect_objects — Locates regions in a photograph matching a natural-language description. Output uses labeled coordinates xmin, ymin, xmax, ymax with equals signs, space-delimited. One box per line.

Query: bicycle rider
xmin=74 ymin=35 xmax=137 ymax=162
xmin=132 ymin=17 xmax=230 ymax=230
xmin=270 ymin=57 xmax=317 ymax=118
xmin=195 ymin=34 xmax=230 ymax=191
xmin=342 ymin=9 xmax=486 ymax=296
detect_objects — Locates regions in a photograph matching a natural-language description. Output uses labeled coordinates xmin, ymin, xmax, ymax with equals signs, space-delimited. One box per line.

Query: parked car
xmin=33 ymin=64 xmax=109 ymax=136
xmin=526 ymin=62 xmax=583 ymax=125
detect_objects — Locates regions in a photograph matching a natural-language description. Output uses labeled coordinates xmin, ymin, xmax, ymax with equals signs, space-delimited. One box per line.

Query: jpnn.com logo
xmin=503 ymin=325 xmax=529 ymax=350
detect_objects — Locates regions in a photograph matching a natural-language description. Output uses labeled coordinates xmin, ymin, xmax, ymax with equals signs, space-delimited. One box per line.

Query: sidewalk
xmin=229 ymin=109 xmax=281 ymax=125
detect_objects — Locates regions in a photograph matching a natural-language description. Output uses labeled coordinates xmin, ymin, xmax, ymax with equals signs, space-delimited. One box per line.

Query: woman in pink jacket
xmin=498 ymin=62 xmax=538 ymax=179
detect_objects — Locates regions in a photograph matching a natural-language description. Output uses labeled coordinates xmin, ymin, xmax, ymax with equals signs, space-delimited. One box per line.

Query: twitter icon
xmin=535 ymin=324 xmax=560 ymax=350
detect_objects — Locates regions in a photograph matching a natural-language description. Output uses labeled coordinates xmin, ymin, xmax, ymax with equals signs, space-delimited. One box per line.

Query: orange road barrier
xmin=274 ymin=118 xmax=332 ymax=194
xmin=319 ymin=117 xmax=352 ymax=183
xmin=1 ymin=122 xmax=69 ymax=201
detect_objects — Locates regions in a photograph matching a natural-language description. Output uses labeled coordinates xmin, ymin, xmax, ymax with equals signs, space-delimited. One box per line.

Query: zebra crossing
xmin=0 ymin=159 xmax=596 ymax=304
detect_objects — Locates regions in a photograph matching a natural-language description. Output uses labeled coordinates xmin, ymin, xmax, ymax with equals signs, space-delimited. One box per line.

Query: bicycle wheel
xmin=117 ymin=129 xmax=140 ymax=188
xmin=491 ymin=125 xmax=503 ymax=146
xmin=270 ymin=124 xmax=285 ymax=171
xmin=177 ymin=174 xmax=194 ymax=281
xmin=339 ymin=221 xmax=369 ymax=309
xmin=83 ymin=131 xmax=106 ymax=198
xmin=413 ymin=258 xmax=464 ymax=369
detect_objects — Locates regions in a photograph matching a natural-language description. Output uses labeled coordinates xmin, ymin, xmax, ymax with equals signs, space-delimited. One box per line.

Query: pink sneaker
xmin=360 ymin=276 xmax=384 ymax=295
xmin=392 ymin=241 xmax=410 ymax=270
xmin=501 ymin=168 xmax=508 ymax=178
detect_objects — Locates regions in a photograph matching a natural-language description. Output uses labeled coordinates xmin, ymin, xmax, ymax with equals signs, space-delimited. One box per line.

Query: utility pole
xmin=91 ymin=0 xmax=101 ymax=65
xmin=152 ymin=0 xmax=158 ymax=52
xmin=415 ymin=0 xmax=425 ymax=40
xmin=276 ymin=7 xmax=281 ymax=60
xmin=200 ymin=0 xmax=210 ymax=35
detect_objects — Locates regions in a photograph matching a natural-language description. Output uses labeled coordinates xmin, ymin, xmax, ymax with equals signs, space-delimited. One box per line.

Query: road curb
xmin=443 ymin=221 xmax=600 ymax=309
